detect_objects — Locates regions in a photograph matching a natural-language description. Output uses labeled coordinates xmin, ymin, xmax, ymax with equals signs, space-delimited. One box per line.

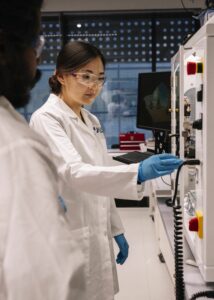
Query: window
xmin=24 ymin=11 xmax=198 ymax=148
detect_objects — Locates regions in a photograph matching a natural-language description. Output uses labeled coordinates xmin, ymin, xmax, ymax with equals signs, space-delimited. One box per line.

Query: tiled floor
xmin=114 ymin=208 xmax=175 ymax=300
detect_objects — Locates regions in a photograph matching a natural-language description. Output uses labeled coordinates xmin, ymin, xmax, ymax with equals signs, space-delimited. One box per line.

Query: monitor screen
xmin=136 ymin=71 xmax=171 ymax=131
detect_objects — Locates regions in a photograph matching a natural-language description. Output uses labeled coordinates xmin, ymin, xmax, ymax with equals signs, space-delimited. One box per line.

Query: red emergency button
xmin=189 ymin=217 xmax=198 ymax=232
xmin=187 ymin=61 xmax=196 ymax=75
xmin=188 ymin=211 xmax=203 ymax=239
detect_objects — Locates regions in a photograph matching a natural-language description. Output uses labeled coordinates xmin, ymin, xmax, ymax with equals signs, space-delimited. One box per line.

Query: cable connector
xmin=165 ymin=159 xmax=201 ymax=207
xmin=183 ymin=159 xmax=200 ymax=166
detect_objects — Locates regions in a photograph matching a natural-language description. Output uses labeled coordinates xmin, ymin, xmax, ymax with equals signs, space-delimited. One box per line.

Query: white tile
xmin=114 ymin=208 xmax=174 ymax=300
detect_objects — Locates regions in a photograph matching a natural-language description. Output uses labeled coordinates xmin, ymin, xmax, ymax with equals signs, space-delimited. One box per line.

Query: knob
xmin=192 ymin=119 xmax=202 ymax=130
xmin=188 ymin=211 xmax=203 ymax=239
xmin=187 ymin=61 xmax=196 ymax=75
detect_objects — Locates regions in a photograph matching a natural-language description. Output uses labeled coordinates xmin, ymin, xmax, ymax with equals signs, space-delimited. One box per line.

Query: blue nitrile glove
xmin=138 ymin=153 xmax=183 ymax=182
xmin=114 ymin=234 xmax=129 ymax=265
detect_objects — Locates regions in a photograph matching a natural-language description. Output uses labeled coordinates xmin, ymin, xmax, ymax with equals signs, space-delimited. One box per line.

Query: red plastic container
xmin=119 ymin=132 xmax=145 ymax=151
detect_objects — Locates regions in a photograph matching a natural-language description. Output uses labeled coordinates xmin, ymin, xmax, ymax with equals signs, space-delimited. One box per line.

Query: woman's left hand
xmin=114 ymin=234 xmax=129 ymax=265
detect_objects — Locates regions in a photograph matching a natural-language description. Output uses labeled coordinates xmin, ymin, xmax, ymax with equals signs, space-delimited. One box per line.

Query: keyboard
xmin=113 ymin=151 xmax=154 ymax=164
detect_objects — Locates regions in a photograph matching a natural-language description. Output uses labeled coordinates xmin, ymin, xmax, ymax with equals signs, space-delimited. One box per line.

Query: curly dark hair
xmin=0 ymin=0 xmax=43 ymax=108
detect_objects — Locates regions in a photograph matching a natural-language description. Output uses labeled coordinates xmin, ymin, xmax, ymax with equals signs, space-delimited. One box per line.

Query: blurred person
xmin=0 ymin=2 xmax=85 ymax=300
xmin=30 ymin=40 xmax=182 ymax=300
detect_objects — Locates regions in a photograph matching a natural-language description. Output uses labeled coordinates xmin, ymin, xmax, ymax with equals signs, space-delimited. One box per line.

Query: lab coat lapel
xmin=77 ymin=111 xmax=97 ymax=141
xmin=58 ymin=98 xmax=97 ymax=141
xmin=80 ymin=108 xmax=103 ymax=143
xmin=81 ymin=108 xmax=107 ymax=162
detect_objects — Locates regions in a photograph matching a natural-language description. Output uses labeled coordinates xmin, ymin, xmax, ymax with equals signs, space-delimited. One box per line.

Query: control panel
xmin=171 ymin=18 xmax=214 ymax=282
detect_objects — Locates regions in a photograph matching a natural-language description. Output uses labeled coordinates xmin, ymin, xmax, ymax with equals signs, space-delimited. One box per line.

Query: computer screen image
xmin=136 ymin=71 xmax=171 ymax=131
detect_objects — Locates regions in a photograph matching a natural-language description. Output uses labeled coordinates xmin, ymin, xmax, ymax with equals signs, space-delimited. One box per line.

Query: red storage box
xmin=119 ymin=132 xmax=145 ymax=151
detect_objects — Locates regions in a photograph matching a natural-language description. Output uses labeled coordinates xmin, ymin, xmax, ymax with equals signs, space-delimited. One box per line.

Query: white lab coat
xmin=0 ymin=96 xmax=86 ymax=300
xmin=30 ymin=93 xmax=144 ymax=300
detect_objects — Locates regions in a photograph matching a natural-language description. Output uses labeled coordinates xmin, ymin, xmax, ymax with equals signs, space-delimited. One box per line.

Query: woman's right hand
xmin=137 ymin=153 xmax=182 ymax=182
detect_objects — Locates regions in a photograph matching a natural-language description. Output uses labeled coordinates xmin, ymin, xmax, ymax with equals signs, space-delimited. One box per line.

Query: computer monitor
xmin=136 ymin=71 xmax=171 ymax=131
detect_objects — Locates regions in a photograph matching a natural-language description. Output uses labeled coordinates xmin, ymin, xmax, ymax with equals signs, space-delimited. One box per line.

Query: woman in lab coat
xmin=30 ymin=41 xmax=181 ymax=300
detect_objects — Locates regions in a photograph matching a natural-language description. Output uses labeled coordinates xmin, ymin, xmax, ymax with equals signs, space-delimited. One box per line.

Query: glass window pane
xmin=86 ymin=62 xmax=152 ymax=148
xmin=19 ymin=12 xmax=198 ymax=149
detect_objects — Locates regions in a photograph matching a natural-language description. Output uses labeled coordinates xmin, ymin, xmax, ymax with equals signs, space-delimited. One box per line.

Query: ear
xmin=56 ymin=74 xmax=66 ymax=86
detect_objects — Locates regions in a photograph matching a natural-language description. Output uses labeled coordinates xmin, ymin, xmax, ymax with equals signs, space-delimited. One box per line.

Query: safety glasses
xmin=71 ymin=72 xmax=106 ymax=88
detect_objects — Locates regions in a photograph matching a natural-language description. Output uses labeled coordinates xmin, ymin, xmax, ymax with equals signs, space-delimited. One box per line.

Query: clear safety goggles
xmin=32 ymin=35 xmax=45 ymax=58
xmin=71 ymin=72 xmax=106 ymax=88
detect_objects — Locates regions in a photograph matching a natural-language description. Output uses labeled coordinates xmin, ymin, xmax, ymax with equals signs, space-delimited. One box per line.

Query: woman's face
xmin=59 ymin=56 xmax=105 ymax=107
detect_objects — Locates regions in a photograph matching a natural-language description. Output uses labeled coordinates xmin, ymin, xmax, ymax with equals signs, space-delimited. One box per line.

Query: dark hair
xmin=49 ymin=41 xmax=106 ymax=95
xmin=0 ymin=0 xmax=43 ymax=108
xmin=0 ymin=0 xmax=43 ymax=46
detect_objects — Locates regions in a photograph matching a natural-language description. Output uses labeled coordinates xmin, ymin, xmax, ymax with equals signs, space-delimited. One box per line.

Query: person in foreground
xmin=30 ymin=40 xmax=182 ymax=300
xmin=0 ymin=2 xmax=85 ymax=300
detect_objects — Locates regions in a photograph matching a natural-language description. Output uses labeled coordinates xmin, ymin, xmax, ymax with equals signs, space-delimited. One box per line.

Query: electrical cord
xmin=166 ymin=158 xmax=214 ymax=299
xmin=166 ymin=159 xmax=200 ymax=207
xmin=174 ymin=202 xmax=184 ymax=300
xmin=180 ymin=0 xmax=198 ymax=14
xmin=165 ymin=159 xmax=201 ymax=300
xmin=181 ymin=0 xmax=207 ymax=12
xmin=181 ymin=0 xmax=189 ymax=12
xmin=190 ymin=290 xmax=214 ymax=299
xmin=161 ymin=176 xmax=172 ymax=187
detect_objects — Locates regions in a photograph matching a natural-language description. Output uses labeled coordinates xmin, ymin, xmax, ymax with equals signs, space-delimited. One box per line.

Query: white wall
xmin=42 ymin=0 xmax=205 ymax=12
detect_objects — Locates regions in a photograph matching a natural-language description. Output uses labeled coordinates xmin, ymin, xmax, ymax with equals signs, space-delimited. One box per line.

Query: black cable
xmin=190 ymin=290 xmax=214 ymax=299
xmin=174 ymin=204 xmax=185 ymax=300
xmin=166 ymin=159 xmax=200 ymax=207
xmin=165 ymin=163 xmax=182 ymax=207
xmin=180 ymin=0 xmax=203 ymax=17
xmin=165 ymin=159 xmax=200 ymax=300
xmin=181 ymin=0 xmax=187 ymax=10
xmin=161 ymin=176 xmax=172 ymax=187
xmin=180 ymin=0 xmax=192 ymax=13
